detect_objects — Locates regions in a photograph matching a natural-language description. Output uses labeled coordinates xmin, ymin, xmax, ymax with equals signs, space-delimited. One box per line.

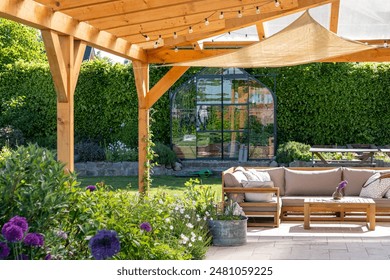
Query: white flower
xmin=159 ymin=199 xmax=164 ymax=205
xmin=165 ymin=218 xmax=170 ymax=223
xmin=184 ymin=214 xmax=190 ymax=219
xmin=188 ymin=243 xmax=192 ymax=247
xmin=191 ymin=232 xmax=196 ymax=237
xmin=169 ymin=225 xmax=173 ymax=230
xmin=198 ymin=236 xmax=203 ymax=241
xmin=197 ymin=217 xmax=201 ymax=222
xmin=175 ymin=206 xmax=179 ymax=211
xmin=180 ymin=208 xmax=185 ymax=214
xmin=191 ymin=236 xmax=196 ymax=242
xmin=186 ymin=223 xmax=194 ymax=229
xmin=192 ymin=201 xmax=196 ymax=205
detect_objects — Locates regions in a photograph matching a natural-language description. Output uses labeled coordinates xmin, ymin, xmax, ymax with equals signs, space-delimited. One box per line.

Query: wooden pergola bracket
xmin=42 ymin=30 xmax=86 ymax=172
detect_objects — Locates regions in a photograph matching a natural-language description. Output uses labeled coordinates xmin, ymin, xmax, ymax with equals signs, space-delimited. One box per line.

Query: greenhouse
xmin=171 ymin=68 xmax=276 ymax=161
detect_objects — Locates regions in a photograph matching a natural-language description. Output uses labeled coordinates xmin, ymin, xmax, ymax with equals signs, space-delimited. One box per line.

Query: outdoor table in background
xmin=309 ymin=144 xmax=379 ymax=166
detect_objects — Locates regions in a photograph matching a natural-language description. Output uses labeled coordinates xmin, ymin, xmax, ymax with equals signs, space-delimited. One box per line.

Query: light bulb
xmin=256 ymin=6 xmax=260 ymax=14
xmin=275 ymin=0 xmax=280 ymax=8
xmin=153 ymin=41 xmax=158 ymax=48
xmin=237 ymin=10 xmax=242 ymax=18
xmin=158 ymin=35 xmax=163 ymax=43
xmin=219 ymin=12 xmax=224 ymax=19
xmin=144 ymin=35 xmax=150 ymax=41
xmin=188 ymin=26 xmax=193 ymax=33
xmin=384 ymin=41 xmax=388 ymax=48
xmin=173 ymin=32 xmax=177 ymax=39
xmin=205 ymin=18 xmax=209 ymax=26
xmin=174 ymin=46 xmax=179 ymax=52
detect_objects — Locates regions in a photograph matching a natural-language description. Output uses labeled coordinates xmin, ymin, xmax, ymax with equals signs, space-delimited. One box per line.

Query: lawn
xmin=79 ymin=175 xmax=223 ymax=198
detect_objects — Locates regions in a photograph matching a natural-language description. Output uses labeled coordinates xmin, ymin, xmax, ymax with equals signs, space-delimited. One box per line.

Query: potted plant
xmin=184 ymin=179 xmax=247 ymax=247
xmin=207 ymin=200 xmax=248 ymax=246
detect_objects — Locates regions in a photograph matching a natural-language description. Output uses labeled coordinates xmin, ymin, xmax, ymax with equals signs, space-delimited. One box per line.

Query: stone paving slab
xmin=205 ymin=221 xmax=390 ymax=260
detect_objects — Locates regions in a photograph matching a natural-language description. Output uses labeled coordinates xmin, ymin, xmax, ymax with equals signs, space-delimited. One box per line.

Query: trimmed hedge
xmin=249 ymin=63 xmax=390 ymax=146
xmin=1 ymin=61 xmax=390 ymax=150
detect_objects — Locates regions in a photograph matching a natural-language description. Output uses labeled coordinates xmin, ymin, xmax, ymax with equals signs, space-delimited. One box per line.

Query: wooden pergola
xmin=1 ymin=0 xmax=389 ymax=192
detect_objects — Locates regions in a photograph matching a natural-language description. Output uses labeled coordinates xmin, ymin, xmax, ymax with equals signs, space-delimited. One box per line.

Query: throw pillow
xmin=360 ymin=173 xmax=390 ymax=198
xmin=224 ymin=171 xmax=246 ymax=203
xmin=242 ymin=169 xmax=271 ymax=182
xmin=242 ymin=180 xmax=274 ymax=202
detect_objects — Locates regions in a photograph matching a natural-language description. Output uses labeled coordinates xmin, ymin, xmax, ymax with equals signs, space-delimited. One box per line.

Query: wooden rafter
xmin=329 ymin=0 xmax=340 ymax=33
xmin=0 ymin=0 xmax=147 ymax=62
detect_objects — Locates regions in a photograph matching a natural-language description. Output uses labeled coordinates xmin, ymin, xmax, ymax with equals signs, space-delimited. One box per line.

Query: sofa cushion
xmin=242 ymin=180 xmax=274 ymax=202
xmin=251 ymin=167 xmax=285 ymax=195
xmin=342 ymin=168 xmax=377 ymax=196
xmin=360 ymin=173 xmax=390 ymax=198
xmin=223 ymin=171 xmax=246 ymax=203
xmin=284 ymin=168 xmax=342 ymax=196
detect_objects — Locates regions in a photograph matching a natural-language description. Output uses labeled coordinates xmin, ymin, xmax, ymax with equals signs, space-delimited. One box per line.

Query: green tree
xmin=0 ymin=19 xmax=46 ymax=69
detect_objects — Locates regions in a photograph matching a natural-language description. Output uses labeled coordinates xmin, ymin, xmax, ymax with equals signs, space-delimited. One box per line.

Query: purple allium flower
xmin=0 ymin=242 xmax=10 ymax=259
xmin=44 ymin=254 xmax=52 ymax=260
xmin=8 ymin=216 xmax=28 ymax=233
xmin=337 ymin=180 xmax=348 ymax=190
xmin=86 ymin=185 xmax=97 ymax=192
xmin=1 ymin=222 xmax=24 ymax=242
xmin=88 ymin=230 xmax=120 ymax=260
xmin=23 ymin=233 xmax=44 ymax=247
xmin=140 ymin=222 xmax=152 ymax=232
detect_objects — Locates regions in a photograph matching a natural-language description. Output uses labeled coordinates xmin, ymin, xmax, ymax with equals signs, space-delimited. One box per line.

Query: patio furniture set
xmin=222 ymin=166 xmax=390 ymax=230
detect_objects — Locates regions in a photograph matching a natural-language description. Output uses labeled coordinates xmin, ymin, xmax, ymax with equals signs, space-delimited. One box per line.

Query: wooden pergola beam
xmin=0 ymin=0 xmax=147 ymax=62
xmin=329 ymin=0 xmax=340 ymax=33
xmin=41 ymin=30 xmax=86 ymax=172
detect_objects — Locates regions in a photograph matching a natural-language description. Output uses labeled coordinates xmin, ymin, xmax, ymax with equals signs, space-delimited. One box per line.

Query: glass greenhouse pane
xmin=223 ymin=105 xmax=248 ymax=130
xmin=196 ymin=105 xmax=222 ymax=131
xmin=196 ymin=132 xmax=222 ymax=158
xmin=223 ymin=131 xmax=248 ymax=160
xmin=222 ymin=78 xmax=249 ymax=104
xmin=197 ymin=78 xmax=221 ymax=104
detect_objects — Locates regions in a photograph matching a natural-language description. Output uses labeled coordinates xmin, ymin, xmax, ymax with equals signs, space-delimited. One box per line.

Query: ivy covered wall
xmin=1 ymin=61 xmax=390 ymax=150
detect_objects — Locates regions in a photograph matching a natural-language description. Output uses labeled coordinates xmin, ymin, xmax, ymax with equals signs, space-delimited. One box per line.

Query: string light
xmin=219 ymin=11 xmax=224 ymax=19
xmin=205 ymin=18 xmax=209 ymax=26
xmin=174 ymin=46 xmax=179 ymax=52
xmin=153 ymin=41 xmax=158 ymax=48
xmin=237 ymin=10 xmax=242 ymax=18
xmin=188 ymin=26 xmax=193 ymax=33
xmin=173 ymin=32 xmax=177 ymax=39
xmin=256 ymin=6 xmax=260 ymax=14
xmin=158 ymin=35 xmax=163 ymax=43
xmin=144 ymin=34 xmax=150 ymax=41
xmin=275 ymin=0 xmax=280 ymax=8
xmin=384 ymin=41 xmax=388 ymax=48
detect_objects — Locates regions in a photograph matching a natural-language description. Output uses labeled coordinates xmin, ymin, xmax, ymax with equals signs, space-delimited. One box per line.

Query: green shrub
xmin=0 ymin=144 xmax=78 ymax=233
xmin=153 ymin=142 xmax=177 ymax=167
xmin=0 ymin=125 xmax=24 ymax=148
xmin=105 ymin=141 xmax=138 ymax=162
xmin=276 ymin=141 xmax=311 ymax=163
xmin=75 ymin=140 xmax=105 ymax=162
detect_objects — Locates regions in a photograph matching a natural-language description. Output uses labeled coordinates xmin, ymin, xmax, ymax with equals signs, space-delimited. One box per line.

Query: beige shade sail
xmin=173 ymin=11 xmax=375 ymax=68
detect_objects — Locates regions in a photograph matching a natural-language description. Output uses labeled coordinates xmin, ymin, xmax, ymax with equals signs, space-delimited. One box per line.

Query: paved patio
xmin=206 ymin=221 xmax=390 ymax=260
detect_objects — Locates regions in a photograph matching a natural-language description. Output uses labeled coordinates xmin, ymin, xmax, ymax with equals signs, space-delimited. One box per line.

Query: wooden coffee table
xmin=304 ymin=197 xmax=376 ymax=230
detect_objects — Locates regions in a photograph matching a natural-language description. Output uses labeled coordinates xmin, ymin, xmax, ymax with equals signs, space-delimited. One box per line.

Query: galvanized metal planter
xmin=207 ymin=216 xmax=247 ymax=246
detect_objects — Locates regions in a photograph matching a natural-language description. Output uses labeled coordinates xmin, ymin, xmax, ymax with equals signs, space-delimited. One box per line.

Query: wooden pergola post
xmin=133 ymin=62 xmax=189 ymax=192
xmin=41 ymin=30 xmax=86 ymax=172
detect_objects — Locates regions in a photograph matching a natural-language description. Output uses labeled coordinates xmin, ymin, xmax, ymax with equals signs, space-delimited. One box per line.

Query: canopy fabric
xmin=173 ymin=11 xmax=375 ymax=68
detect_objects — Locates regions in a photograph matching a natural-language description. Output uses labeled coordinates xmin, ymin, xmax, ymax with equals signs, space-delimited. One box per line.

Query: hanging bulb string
xmin=140 ymin=1 xmax=274 ymax=46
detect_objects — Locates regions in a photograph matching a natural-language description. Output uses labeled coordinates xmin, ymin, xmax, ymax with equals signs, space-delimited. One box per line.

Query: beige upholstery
xmin=284 ymin=168 xmax=342 ymax=196
xmin=342 ymin=168 xmax=376 ymax=196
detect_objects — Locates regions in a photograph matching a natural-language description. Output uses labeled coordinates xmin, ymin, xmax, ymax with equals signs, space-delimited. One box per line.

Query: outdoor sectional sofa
xmin=222 ymin=166 xmax=390 ymax=227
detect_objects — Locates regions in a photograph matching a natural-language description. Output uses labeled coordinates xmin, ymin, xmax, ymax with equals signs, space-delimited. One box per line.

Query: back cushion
xmin=252 ymin=167 xmax=285 ymax=195
xmin=242 ymin=180 xmax=274 ymax=202
xmin=223 ymin=170 xmax=247 ymax=203
xmin=284 ymin=168 xmax=342 ymax=196
xmin=342 ymin=168 xmax=377 ymax=196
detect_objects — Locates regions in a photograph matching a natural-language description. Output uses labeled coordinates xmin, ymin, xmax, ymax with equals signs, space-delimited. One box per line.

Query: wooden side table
xmin=304 ymin=197 xmax=376 ymax=230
